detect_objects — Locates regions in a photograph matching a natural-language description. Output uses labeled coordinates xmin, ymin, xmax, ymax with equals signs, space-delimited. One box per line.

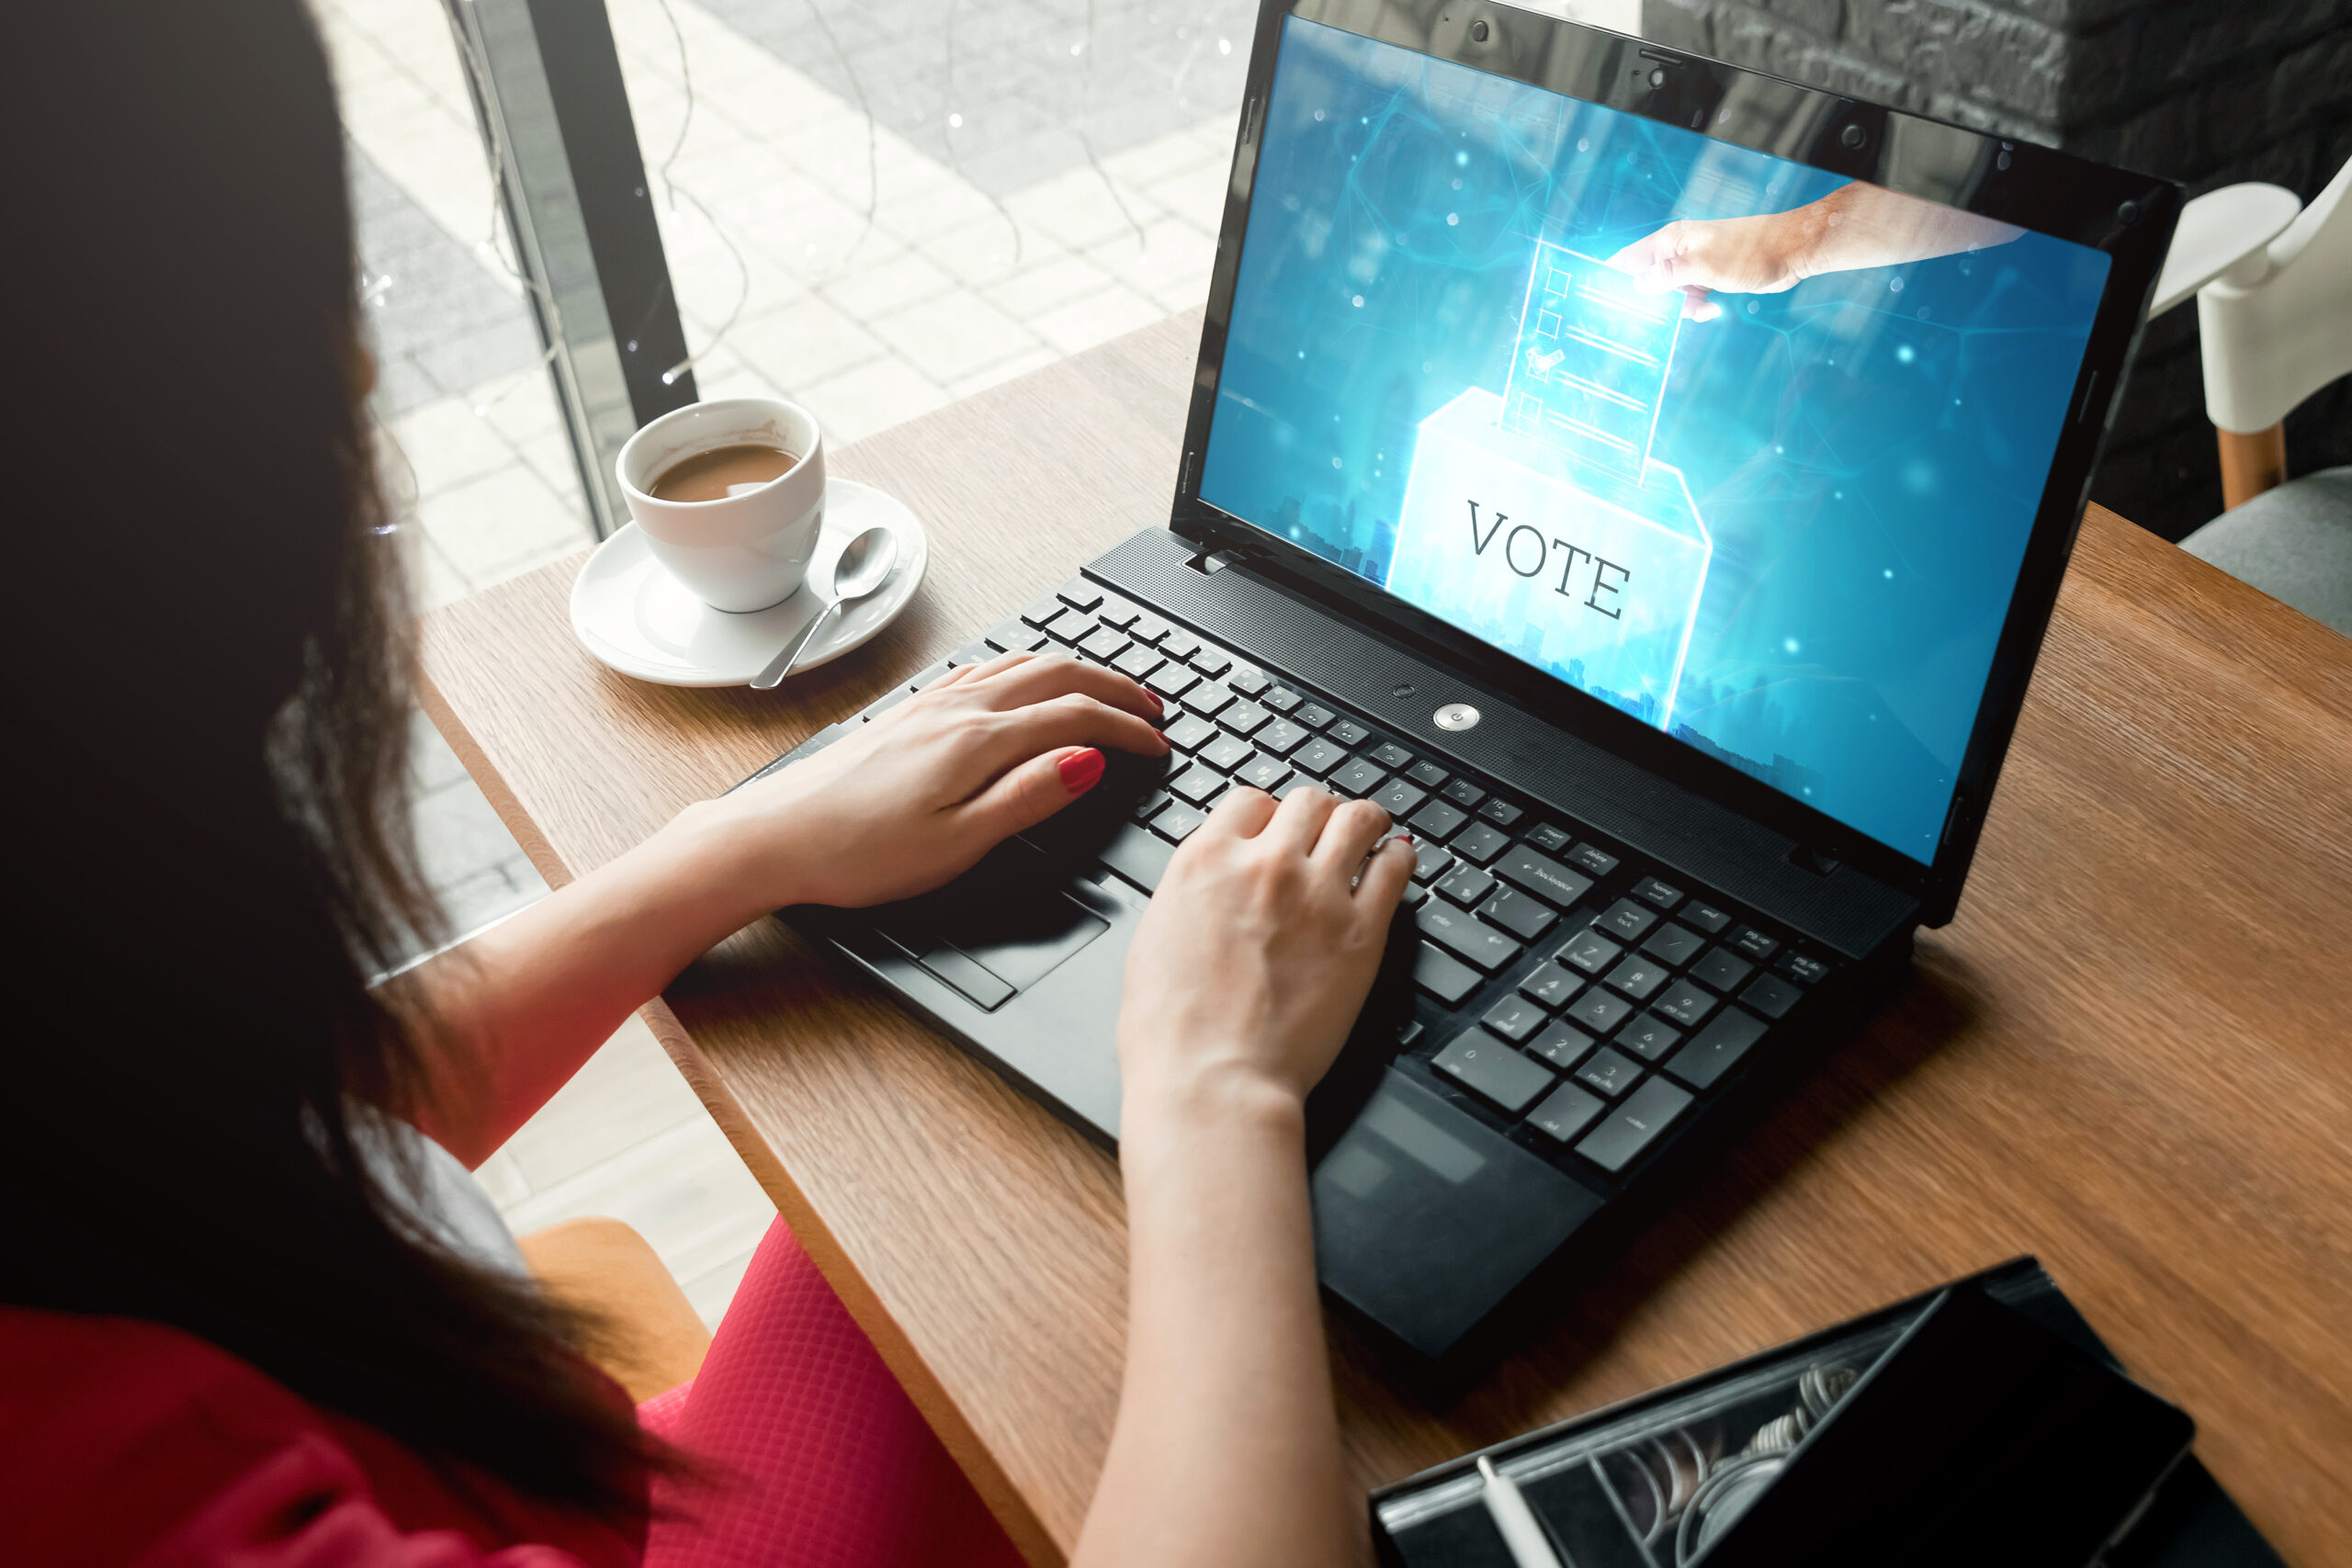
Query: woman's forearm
xmin=398 ymin=801 xmax=786 ymax=1168
xmin=390 ymin=652 xmax=1166 ymax=1168
xmin=1804 ymin=180 xmax=2024 ymax=276
xmin=1074 ymin=1070 xmax=1363 ymax=1568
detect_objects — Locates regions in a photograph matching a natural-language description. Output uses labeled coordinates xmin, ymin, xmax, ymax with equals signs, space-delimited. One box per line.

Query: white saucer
xmin=570 ymin=479 xmax=929 ymax=687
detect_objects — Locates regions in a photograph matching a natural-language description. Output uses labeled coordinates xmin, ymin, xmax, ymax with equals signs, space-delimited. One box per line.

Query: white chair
xmin=2148 ymin=155 xmax=2352 ymax=635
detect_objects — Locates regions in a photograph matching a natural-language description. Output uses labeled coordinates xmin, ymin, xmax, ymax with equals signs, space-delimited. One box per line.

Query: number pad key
xmin=1690 ymin=947 xmax=1755 ymax=993
xmin=1740 ymin=973 xmax=1804 ymax=1019
xmin=1525 ymin=1020 xmax=1595 ymax=1070
xmin=1575 ymin=1077 xmax=1692 ymax=1173
xmin=1641 ymin=922 xmax=1705 ymax=967
xmin=1663 ymin=1008 xmax=1766 ymax=1091
xmin=1596 ymin=898 xmax=1659 ymax=941
xmin=1481 ymin=995 xmax=1546 ymax=1044
xmin=1564 ymin=988 xmax=1634 ymax=1035
xmin=1651 ymin=978 xmax=1719 ymax=1028
xmin=1603 ymin=954 xmax=1669 ymax=1001
xmin=1432 ymin=1029 xmax=1555 ymax=1113
xmin=1555 ymin=929 xmax=1623 ymax=976
xmin=1518 ymin=962 xmax=1583 ymax=1010
xmin=1574 ymin=1047 xmax=1642 ymax=1099
xmin=1529 ymin=1081 xmax=1608 ymax=1143
xmin=1615 ymin=1013 xmax=1682 ymax=1062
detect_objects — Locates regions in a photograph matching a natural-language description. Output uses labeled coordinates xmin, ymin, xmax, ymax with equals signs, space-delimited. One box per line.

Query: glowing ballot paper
xmin=1385 ymin=386 xmax=1711 ymax=728
xmin=1499 ymin=243 xmax=1683 ymax=479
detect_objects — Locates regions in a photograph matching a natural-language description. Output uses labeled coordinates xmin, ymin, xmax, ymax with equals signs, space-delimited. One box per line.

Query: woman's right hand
xmin=1115 ymin=785 xmax=1417 ymax=1127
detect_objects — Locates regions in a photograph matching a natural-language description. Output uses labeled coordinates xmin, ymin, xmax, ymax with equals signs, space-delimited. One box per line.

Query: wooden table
xmin=422 ymin=310 xmax=2352 ymax=1565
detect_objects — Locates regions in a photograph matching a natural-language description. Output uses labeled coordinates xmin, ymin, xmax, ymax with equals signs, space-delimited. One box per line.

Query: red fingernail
xmin=1143 ymin=689 xmax=1164 ymax=714
xmin=1059 ymin=747 xmax=1105 ymax=795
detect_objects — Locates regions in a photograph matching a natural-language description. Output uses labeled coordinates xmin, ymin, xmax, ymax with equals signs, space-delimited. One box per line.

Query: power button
xmin=1433 ymin=703 xmax=1481 ymax=731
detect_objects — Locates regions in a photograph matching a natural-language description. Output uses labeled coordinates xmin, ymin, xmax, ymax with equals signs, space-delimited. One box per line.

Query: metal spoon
xmin=749 ymin=525 xmax=899 ymax=690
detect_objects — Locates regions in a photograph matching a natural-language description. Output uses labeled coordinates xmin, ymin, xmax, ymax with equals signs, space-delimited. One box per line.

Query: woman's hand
xmin=1078 ymin=784 xmax=1412 ymax=1568
xmin=1609 ymin=181 xmax=2024 ymax=321
xmin=1117 ymin=784 xmax=1418 ymax=1123
xmin=1609 ymin=208 xmax=1822 ymax=321
xmin=695 ymin=649 xmax=1170 ymax=911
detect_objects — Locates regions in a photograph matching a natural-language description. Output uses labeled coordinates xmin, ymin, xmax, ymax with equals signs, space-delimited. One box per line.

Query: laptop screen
xmin=1197 ymin=17 xmax=2111 ymax=864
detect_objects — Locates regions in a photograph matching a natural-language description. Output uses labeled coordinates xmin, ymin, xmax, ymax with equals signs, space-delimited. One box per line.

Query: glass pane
xmin=319 ymin=0 xmax=598 ymax=610
xmin=602 ymin=0 xmax=1261 ymax=444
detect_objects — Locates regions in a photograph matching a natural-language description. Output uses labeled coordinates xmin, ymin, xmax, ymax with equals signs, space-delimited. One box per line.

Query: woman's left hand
xmin=693 ymin=649 xmax=1171 ymax=910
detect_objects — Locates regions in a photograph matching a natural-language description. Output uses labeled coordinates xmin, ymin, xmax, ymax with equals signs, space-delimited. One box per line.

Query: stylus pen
xmin=1477 ymin=1454 xmax=1572 ymax=1568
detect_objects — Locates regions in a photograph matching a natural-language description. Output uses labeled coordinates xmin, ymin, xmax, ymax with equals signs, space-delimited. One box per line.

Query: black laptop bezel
xmin=1167 ymin=0 xmax=2179 ymax=926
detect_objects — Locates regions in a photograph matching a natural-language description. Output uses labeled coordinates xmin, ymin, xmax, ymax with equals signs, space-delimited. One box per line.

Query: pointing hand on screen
xmin=1608 ymin=180 xmax=2025 ymax=321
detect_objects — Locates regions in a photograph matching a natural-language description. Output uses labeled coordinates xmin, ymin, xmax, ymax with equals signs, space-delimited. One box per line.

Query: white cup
xmin=616 ymin=398 xmax=826 ymax=613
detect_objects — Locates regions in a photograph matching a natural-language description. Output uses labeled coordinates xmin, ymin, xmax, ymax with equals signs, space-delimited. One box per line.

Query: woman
xmin=0 ymin=6 xmax=1408 ymax=1566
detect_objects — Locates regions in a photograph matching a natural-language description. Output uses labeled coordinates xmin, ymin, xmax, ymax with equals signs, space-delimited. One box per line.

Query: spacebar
xmin=1099 ymin=822 xmax=1174 ymax=893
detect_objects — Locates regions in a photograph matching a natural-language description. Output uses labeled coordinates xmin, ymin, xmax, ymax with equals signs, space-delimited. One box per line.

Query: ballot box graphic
xmin=1385 ymin=242 xmax=1710 ymax=727
xmin=1385 ymin=387 xmax=1712 ymax=728
xmin=1499 ymin=243 xmax=1683 ymax=479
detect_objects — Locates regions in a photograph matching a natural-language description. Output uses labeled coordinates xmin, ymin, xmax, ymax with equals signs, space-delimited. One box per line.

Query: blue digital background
xmin=1197 ymin=17 xmax=2110 ymax=863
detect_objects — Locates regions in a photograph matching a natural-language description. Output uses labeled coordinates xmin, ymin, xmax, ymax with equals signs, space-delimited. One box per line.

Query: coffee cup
xmin=616 ymin=398 xmax=826 ymax=613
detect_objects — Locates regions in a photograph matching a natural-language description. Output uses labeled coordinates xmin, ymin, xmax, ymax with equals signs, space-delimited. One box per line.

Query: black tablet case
xmin=1370 ymin=1258 xmax=2284 ymax=1568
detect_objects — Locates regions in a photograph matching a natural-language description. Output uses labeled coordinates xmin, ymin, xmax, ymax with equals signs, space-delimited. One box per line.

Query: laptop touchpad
xmin=879 ymin=838 xmax=1111 ymax=998
xmin=934 ymin=891 xmax=1108 ymax=991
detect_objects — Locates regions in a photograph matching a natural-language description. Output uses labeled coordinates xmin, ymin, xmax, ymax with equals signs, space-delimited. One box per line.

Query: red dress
xmin=0 ymin=1219 xmax=1024 ymax=1568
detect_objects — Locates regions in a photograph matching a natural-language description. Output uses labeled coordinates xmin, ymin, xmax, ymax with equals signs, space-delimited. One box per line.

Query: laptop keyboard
xmin=879 ymin=578 xmax=1842 ymax=1188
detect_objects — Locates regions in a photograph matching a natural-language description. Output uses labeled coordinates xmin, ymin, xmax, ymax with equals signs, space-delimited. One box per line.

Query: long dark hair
xmin=0 ymin=1 xmax=654 ymax=1522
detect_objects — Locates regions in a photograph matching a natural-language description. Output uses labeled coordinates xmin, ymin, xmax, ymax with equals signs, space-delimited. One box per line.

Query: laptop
xmin=743 ymin=1 xmax=2177 ymax=1373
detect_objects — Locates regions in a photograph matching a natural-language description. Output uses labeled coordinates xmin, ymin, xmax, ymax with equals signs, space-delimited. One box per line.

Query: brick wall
xmin=1643 ymin=0 xmax=2352 ymax=540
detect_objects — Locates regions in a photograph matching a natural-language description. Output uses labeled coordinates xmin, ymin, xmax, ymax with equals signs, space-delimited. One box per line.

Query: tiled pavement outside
xmin=329 ymin=0 xmax=1639 ymax=1323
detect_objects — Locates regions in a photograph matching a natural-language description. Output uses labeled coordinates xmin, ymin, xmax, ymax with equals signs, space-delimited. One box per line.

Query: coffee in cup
xmin=616 ymin=399 xmax=827 ymax=613
xmin=647 ymin=442 xmax=798 ymax=503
